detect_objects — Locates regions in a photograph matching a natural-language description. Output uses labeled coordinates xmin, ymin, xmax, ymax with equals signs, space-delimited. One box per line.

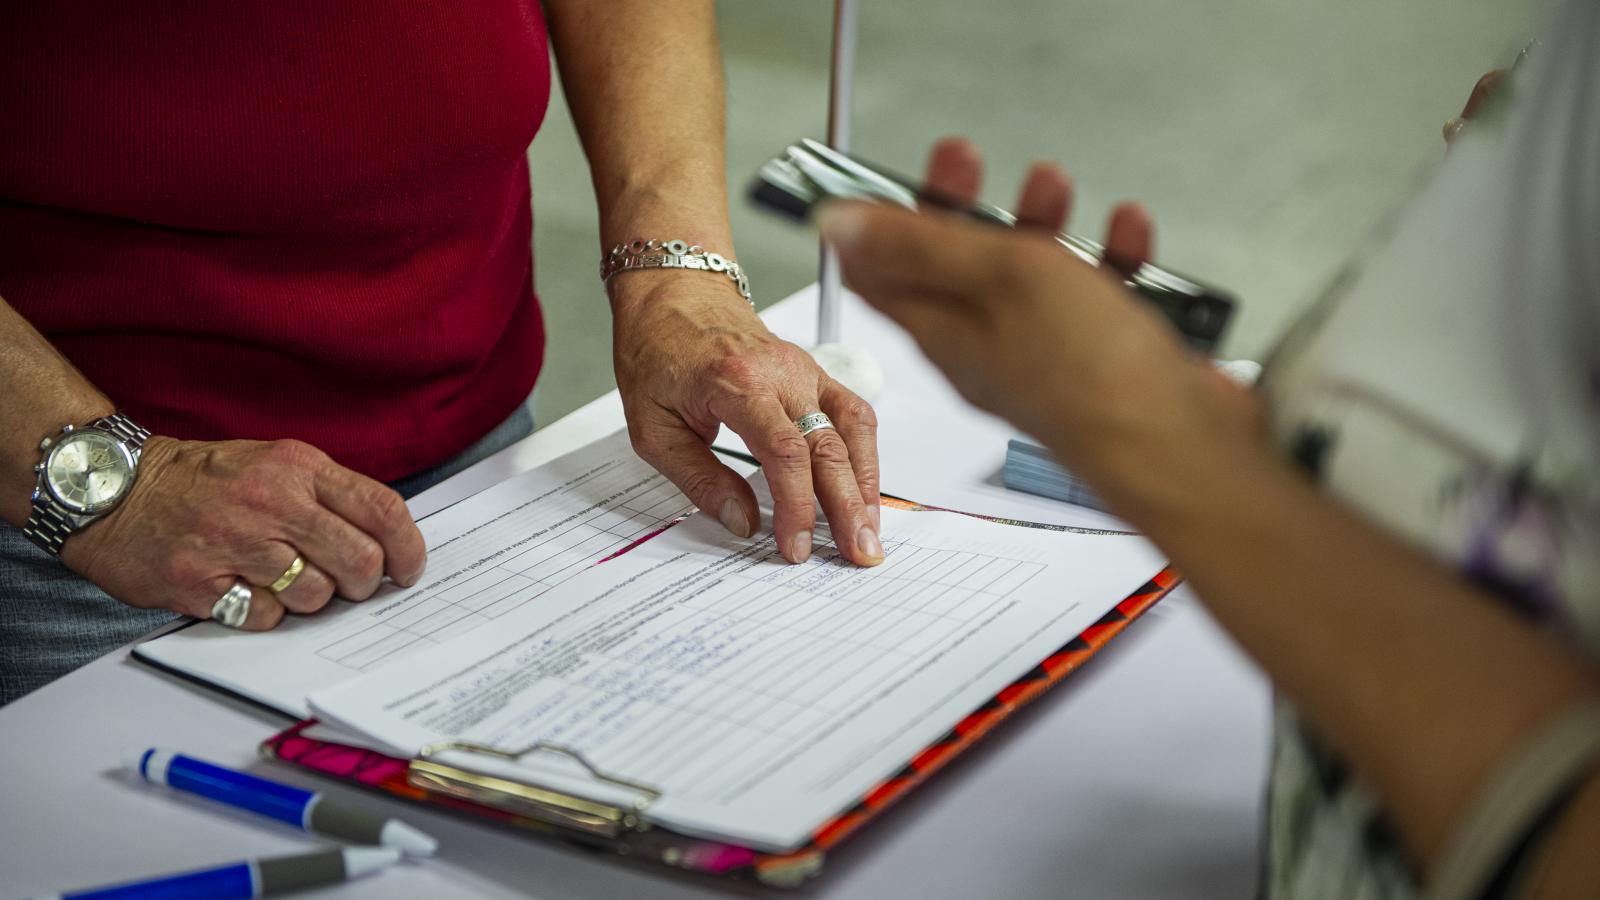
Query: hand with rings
xmin=209 ymin=554 xmax=305 ymax=629
xmin=62 ymin=437 xmax=427 ymax=631
xmin=610 ymin=272 xmax=882 ymax=567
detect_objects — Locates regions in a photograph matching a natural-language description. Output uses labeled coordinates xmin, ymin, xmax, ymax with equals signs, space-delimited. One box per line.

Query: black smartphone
xmin=750 ymin=139 xmax=1236 ymax=353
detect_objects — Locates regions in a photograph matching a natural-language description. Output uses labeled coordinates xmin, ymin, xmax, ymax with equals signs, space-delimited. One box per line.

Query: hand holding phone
xmin=750 ymin=139 xmax=1236 ymax=353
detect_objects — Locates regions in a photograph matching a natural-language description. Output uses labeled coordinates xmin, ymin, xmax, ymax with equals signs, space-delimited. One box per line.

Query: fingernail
xmin=719 ymin=498 xmax=753 ymax=539
xmin=787 ymin=530 xmax=812 ymax=563
xmin=868 ymin=503 xmax=881 ymax=532
xmin=816 ymin=203 xmax=866 ymax=248
xmin=401 ymin=557 xmax=427 ymax=587
xmin=857 ymin=525 xmax=883 ymax=563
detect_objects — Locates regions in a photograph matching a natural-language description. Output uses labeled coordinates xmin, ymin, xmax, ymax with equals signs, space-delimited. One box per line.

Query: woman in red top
xmin=0 ymin=2 xmax=883 ymax=703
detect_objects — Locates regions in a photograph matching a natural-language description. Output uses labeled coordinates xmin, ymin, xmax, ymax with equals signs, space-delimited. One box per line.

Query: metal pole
xmin=818 ymin=0 xmax=858 ymax=345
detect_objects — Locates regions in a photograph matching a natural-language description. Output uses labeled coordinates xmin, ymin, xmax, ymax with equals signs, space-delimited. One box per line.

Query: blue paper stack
xmin=1002 ymin=438 xmax=1108 ymax=513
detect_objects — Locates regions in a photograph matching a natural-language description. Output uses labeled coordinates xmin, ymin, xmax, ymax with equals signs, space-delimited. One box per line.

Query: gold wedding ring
xmin=269 ymin=555 xmax=306 ymax=594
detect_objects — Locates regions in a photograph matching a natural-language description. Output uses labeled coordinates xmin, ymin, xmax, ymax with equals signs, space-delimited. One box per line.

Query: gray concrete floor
xmin=528 ymin=0 xmax=1546 ymax=425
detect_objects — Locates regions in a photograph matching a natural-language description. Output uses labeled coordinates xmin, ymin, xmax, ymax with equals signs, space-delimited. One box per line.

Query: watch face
xmin=45 ymin=430 xmax=135 ymax=515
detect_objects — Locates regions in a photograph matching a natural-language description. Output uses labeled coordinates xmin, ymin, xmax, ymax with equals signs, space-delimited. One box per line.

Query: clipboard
xmin=261 ymin=524 xmax=1180 ymax=887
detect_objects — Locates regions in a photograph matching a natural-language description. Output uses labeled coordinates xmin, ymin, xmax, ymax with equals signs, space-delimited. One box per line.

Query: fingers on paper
xmin=799 ymin=390 xmax=881 ymax=568
xmin=820 ymin=379 xmax=881 ymax=534
xmin=719 ymin=396 xmax=818 ymax=564
xmin=287 ymin=507 xmax=391 ymax=602
xmin=313 ymin=462 xmax=427 ymax=589
xmin=629 ymin=411 xmax=759 ymax=540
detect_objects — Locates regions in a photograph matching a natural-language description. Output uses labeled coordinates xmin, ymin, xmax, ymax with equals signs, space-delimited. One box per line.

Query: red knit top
xmin=0 ymin=4 xmax=552 ymax=482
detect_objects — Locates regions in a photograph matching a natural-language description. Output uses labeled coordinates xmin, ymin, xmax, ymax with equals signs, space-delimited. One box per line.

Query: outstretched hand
xmin=819 ymin=138 xmax=1265 ymax=522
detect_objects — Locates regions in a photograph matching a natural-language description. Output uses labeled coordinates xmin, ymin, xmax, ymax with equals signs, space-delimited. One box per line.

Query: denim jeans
xmin=0 ymin=403 xmax=534 ymax=705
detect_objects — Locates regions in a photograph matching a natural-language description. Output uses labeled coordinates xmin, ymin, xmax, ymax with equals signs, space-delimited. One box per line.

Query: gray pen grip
xmin=257 ymin=848 xmax=345 ymax=896
xmin=306 ymin=798 xmax=391 ymax=844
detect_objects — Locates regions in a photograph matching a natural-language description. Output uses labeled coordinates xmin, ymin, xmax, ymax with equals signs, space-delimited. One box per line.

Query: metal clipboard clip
xmin=408 ymin=740 xmax=662 ymax=838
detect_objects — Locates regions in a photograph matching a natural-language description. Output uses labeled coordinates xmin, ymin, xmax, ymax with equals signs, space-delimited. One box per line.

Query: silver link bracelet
xmin=601 ymin=239 xmax=753 ymax=308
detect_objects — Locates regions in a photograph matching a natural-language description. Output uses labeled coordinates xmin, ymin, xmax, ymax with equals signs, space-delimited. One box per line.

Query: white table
xmin=1 ymin=287 xmax=1271 ymax=899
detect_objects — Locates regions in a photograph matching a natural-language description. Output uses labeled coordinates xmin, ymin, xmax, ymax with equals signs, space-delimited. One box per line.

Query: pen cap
xmin=122 ymin=746 xmax=154 ymax=778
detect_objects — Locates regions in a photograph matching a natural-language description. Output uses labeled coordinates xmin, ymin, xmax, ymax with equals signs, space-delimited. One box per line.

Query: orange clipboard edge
xmin=260 ymin=565 xmax=1179 ymax=887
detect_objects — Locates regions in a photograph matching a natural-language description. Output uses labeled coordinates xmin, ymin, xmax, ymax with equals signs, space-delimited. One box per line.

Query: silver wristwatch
xmin=23 ymin=413 xmax=150 ymax=556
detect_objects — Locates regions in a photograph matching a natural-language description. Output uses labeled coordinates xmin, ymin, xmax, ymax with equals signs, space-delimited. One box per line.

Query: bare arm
xmin=543 ymin=1 xmax=885 ymax=568
xmin=543 ymin=0 xmax=735 ymax=282
xmin=0 ymin=292 xmax=425 ymax=627
xmin=1133 ymin=415 xmax=1596 ymax=874
xmin=0 ymin=295 xmax=116 ymax=525
xmin=821 ymin=138 xmax=1600 ymax=889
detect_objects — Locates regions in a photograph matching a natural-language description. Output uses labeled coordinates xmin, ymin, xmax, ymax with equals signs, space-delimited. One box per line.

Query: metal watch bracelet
xmin=22 ymin=412 xmax=151 ymax=556
xmin=20 ymin=501 xmax=77 ymax=558
xmin=601 ymin=239 xmax=753 ymax=308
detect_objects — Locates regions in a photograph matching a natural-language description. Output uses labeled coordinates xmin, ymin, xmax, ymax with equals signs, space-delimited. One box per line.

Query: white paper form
xmin=134 ymin=431 xmax=737 ymax=717
xmin=309 ymin=500 xmax=1166 ymax=851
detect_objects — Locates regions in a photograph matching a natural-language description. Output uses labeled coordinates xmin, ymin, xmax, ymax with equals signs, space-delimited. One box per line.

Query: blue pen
xmin=34 ymin=846 xmax=400 ymax=900
xmin=125 ymin=748 xmax=438 ymax=857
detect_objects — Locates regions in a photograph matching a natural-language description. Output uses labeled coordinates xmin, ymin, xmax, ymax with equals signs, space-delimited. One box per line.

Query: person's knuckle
xmin=836 ymin=395 xmax=877 ymax=429
xmin=767 ymin=433 xmax=811 ymax=468
xmin=265 ymin=438 xmax=320 ymax=469
xmin=226 ymin=470 xmax=279 ymax=514
xmin=309 ymin=577 xmax=337 ymax=608
xmin=774 ymin=341 xmax=812 ymax=366
xmin=158 ymin=552 xmax=204 ymax=589
xmin=248 ymin=604 xmax=285 ymax=631
xmin=809 ymin=431 xmax=853 ymax=466
xmin=368 ymin=484 xmax=408 ymax=527
xmin=627 ymin=424 xmax=664 ymax=462
xmin=286 ymin=582 xmax=335 ymax=614
xmin=350 ymin=540 xmax=384 ymax=584
xmin=676 ymin=469 xmax=721 ymax=504
xmin=304 ymin=567 xmax=335 ymax=597
xmin=708 ymin=353 xmax=763 ymax=390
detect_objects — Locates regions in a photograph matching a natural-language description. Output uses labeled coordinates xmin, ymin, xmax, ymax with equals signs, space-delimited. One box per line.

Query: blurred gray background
xmin=528 ymin=0 xmax=1546 ymax=425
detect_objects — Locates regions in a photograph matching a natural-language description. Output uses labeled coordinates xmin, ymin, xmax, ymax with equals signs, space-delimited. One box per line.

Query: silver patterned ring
xmin=210 ymin=580 xmax=253 ymax=629
xmin=795 ymin=412 xmax=835 ymax=438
